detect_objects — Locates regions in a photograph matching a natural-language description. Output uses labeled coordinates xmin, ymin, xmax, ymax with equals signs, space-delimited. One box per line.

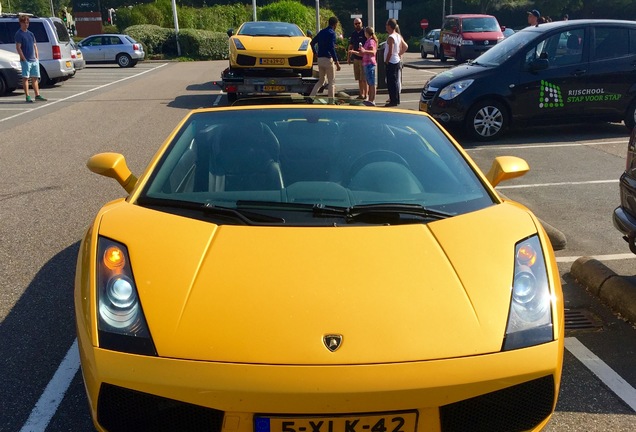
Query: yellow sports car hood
xmin=97 ymin=202 xmax=541 ymax=364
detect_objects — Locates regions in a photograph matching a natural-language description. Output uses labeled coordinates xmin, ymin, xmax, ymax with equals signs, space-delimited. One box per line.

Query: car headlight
xmin=97 ymin=237 xmax=156 ymax=356
xmin=503 ymin=235 xmax=554 ymax=351
xmin=299 ymin=40 xmax=310 ymax=51
xmin=461 ymin=39 xmax=474 ymax=45
xmin=438 ymin=79 xmax=473 ymax=100
xmin=233 ymin=38 xmax=246 ymax=50
xmin=10 ymin=61 xmax=21 ymax=70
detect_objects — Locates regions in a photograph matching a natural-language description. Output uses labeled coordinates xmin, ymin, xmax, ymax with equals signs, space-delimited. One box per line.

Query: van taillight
xmin=133 ymin=44 xmax=140 ymax=51
xmin=52 ymin=45 xmax=61 ymax=60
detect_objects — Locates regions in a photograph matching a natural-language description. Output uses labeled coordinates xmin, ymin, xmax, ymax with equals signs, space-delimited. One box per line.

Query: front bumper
xmin=79 ymin=340 xmax=562 ymax=432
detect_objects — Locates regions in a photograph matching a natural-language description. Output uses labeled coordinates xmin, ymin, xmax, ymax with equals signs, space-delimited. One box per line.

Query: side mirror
xmin=306 ymin=30 xmax=313 ymax=37
xmin=530 ymin=58 xmax=549 ymax=72
xmin=227 ymin=28 xmax=234 ymax=37
xmin=485 ymin=156 xmax=529 ymax=188
xmin=87 ymin=153 xmax=138 ymax=193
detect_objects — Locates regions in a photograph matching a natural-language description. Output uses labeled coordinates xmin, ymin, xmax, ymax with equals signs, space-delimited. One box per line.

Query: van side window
xmin=52 ymin=20 xmax=70 ymax=42
xmin=0 ymin=21 xmax=20 ymax=43
xmin=593 ymin=27 xmax=629 ymax=60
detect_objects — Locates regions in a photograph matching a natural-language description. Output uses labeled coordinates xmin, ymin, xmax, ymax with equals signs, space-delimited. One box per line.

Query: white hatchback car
xmin=0 ymin=14 xmax=75 ymax=85
xmin=0 ymin=48 xmax=22 ymax=95
xmin=78 ymin=34 xmax=145 ymax=68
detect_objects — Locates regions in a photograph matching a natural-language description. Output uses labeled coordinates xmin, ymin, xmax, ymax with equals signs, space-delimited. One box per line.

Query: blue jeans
xmin=364 ymin=64 xmax=376 ymax=86
xmin=385 ymin=62 xmax=400 ymax=105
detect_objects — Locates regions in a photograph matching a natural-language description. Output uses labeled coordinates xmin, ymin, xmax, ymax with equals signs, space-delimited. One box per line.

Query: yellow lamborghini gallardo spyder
xmin=75 ymin=103 xmax=564 ymax=432
xmin=228 ymin=21 xmax=314 ymax=77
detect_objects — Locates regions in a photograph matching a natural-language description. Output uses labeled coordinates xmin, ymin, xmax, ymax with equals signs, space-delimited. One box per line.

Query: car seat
xmin=210 ymin=121 xmax=284 ymax=191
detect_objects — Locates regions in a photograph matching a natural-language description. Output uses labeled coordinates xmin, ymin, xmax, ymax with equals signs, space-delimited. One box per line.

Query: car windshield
xmin=238 ymin=22 xmax=304 ymax=37
xmin=470 ymin=29 xmax=539 ymax=66
xmin=139 ymin=108 xmax=494 ymax=225
xmin=462 ymin=17 xmax=501 ymax=32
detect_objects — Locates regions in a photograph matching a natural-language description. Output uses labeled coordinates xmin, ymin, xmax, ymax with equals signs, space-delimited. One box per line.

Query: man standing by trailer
xmin=310 ymin=17 xmax=342 ymax=99
xmin=347 ymin=18 xmax=367 ymax=100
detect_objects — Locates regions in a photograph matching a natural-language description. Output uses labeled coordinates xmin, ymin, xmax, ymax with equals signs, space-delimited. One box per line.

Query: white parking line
xmin=565 ymin=337 xmax=636 ymax=412
xmin=468 ymin=140 xmax=628 ymax=150
xmin=556 ymin=253 xmax=636 ymax=263
xmin=20 ymin=339 xmax=80 ymax=432
xmin=498 ymin=179 xmax=618 ymax=189
xmin=0 ymin=63 xmax=167 ymax=124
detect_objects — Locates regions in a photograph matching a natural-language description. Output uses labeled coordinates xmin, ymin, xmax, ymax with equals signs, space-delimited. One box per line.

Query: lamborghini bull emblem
xmin=323 ymin=334 xmax=343 ymax=352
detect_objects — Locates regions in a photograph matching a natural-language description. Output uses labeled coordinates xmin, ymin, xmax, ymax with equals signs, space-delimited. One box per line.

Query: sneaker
xmin=356 ymin=95 xmax=365 ymax=100
xmin=35 ymin=95 xmax=47 ymax=101
xmin=25 ymin=96 xmax=33 ymax=103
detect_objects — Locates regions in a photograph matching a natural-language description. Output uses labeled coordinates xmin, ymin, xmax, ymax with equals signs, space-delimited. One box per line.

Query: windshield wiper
xmin=236 ymin=201 xmax=453 ymax=224
xmin=346 ymin=203 xmax=452 ymax=222
xmin=137 ymin=197 xmax=285 ymax=225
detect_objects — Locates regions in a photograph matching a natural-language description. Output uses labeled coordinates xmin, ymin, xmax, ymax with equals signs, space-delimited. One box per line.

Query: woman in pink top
xmin=350 ymin=26 xmax=378 ymax=105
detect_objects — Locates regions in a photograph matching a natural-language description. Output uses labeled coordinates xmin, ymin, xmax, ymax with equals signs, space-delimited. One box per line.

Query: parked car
xmin=69 ymin=38 xmax=86 ymax=72
xmin=420 ymin=28 xmax=441 ymax=59
xmin=421 ymin=19 xmax=636 ymax=141
xmin=439 ymin=14 xmax=504 ymax=63
xmin=0 ymin=14 xmax=75 ymax=85
xmin=76 ymin=102 xmax=564 ymax=432
xmin=77 ymin=34 xmax=145 ymax=68
xmin=0 ymin=48 xmax=22 ymax=95
xmin=613 ymin=128 xmax=636 ymax=253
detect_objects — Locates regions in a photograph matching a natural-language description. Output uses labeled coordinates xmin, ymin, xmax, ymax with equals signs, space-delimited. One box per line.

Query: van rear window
xmin=52 ymin=20 xmax=70 ymax=42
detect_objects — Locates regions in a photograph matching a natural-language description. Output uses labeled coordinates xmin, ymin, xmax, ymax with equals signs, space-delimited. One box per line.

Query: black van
xmin=420 ymin=19 xmax=636 ymax=141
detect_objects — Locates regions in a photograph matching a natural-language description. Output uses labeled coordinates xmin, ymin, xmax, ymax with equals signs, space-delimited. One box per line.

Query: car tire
xmin=130 ymin=60 xmax=138 ymax=68
xmin=117 ymin=54 xmax=132 ymax=68
xmin=465 ymin=99 xmax=509 ymax=141
xmin=227 ymin=92 xmax=238 ymax=103
xmin=38 ymin=66 xmax=51 ymax=86
xmin=420 ymin=47 xmax=427 ymax=59
xmin=626 ymin=99 xmax=636 ymax=131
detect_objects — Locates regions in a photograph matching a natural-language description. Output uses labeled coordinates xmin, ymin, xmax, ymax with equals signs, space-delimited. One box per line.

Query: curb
xmin=570 ymin=257 xmax=636 ymax=324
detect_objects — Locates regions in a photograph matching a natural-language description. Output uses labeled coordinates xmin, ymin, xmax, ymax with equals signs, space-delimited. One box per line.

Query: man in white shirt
xmin=383 ymin=18 xmax=402 ymax=107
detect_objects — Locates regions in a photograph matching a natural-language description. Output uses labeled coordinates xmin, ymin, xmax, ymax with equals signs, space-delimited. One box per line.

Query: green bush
xmin=125 ymin=25 xmax=173 ymax=55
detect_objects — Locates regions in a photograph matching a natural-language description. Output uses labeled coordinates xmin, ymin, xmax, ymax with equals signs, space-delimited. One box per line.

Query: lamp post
xmin=171 ymin=0 xmax=181 ymax=56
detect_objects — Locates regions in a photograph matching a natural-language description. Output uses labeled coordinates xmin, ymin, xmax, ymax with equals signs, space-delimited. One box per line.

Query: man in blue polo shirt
xmin=310 ymin=17 xmax=341 ymax=98
xmin=15 ymin=14 xmax=47 ymax=103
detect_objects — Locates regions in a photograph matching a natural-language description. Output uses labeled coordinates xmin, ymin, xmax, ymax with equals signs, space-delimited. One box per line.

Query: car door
xmin=510 ymin=26 xmax=589 ymax=123
xmin=102 ymin=36 xmax=123 ymax=62
xmin=80 ymin=36 xmax=104 ymax=61
xmin=584 ymin=24 xmax=636 ymax=120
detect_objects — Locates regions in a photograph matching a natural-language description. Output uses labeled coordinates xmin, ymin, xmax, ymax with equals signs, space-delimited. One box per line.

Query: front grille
xmin=421 ymin=90 xmax=436 ymax=102
xmin=440 ymin=375 xmax=555 ymax=432
xmin=288 ymin=55 xmax=308 ymax=67
xmin=236 ymin=54 xmax=257 ymax=66
xmin=97 ymin=383 xmax=224 ymax=432
xmin=475 ymin=40 xmax=499 ymax=46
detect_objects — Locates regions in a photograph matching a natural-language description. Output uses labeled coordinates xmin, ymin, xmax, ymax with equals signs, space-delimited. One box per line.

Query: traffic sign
xmin=420 ymin=19 xmax=429 ymax=29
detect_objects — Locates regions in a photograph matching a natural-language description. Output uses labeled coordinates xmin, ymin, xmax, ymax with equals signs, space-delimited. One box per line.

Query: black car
xmin=420 ymin=19 xmax=636 ymax=141
xmin=614 ymin=128 xmax=636 ymax=253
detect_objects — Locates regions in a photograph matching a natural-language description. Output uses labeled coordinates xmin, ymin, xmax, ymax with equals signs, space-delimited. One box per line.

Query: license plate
xmin=261 ymin=58 xmax=285 ymax=65
xmin=264 ymin=85 xmax=286 ymax=92
xmin=419 ymin=102 xmax=428 ymax=112
xmin=255 ymin=412 xmax=418 ymax=432
xmin=66 ymin=61 xmax=72 ymax=68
